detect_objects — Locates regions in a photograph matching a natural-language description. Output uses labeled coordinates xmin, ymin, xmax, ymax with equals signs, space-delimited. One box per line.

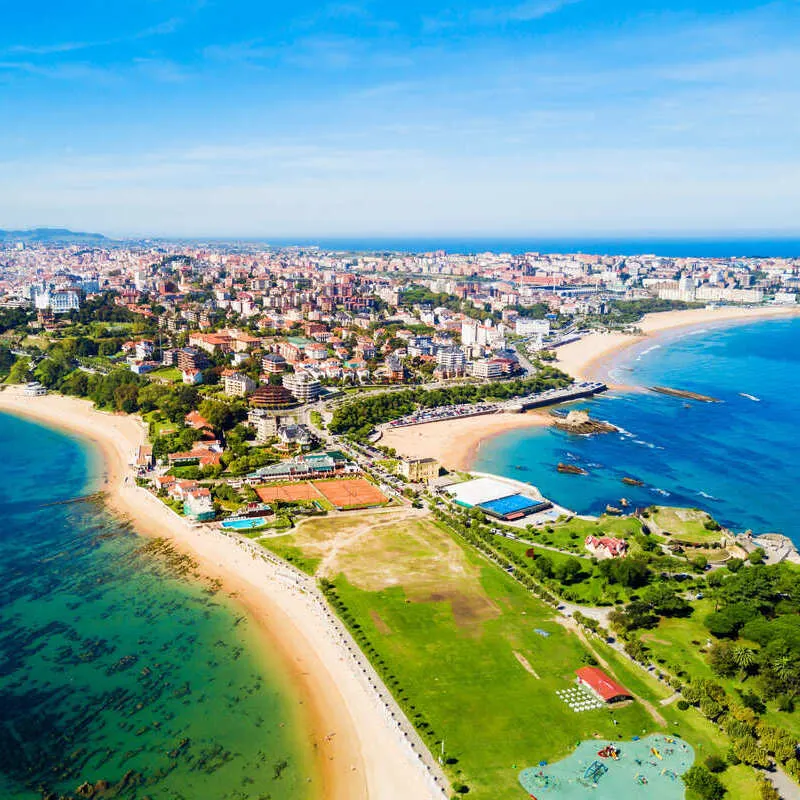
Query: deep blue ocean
xmin=251 ymin=236 xmax=800 ymax=257
xmin=0 ymin=413 xmax=312 ymax=799
xmin=475 ymin=317 xmax=800 ymax=544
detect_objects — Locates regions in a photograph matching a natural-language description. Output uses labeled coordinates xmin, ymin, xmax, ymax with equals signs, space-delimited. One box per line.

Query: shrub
xmin=677 ymin=699 xmax=690 ymax=711
xmin=682 ymin=765 xmax=726 ymax=800
xmin=704 ymin=754 xmax=727 ymax=774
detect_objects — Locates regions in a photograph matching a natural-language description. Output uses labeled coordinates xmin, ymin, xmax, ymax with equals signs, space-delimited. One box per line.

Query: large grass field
xmin=264 ymin=511 xmax=687 ymax=798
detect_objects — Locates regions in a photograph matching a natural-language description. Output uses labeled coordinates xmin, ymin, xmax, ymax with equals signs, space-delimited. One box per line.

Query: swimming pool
xmin=221 ymin=516 xmax=269 ymax=530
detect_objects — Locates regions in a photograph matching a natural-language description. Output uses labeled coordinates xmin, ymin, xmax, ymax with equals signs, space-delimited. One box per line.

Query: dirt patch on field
xmin=369 ymin=610 xmax=392 ymax=635
xmin=290 ymin=509 xmax=499 ymax=628
xmin=642 ymin=634 xmax=673 ymax=647
xmin=513 ymin=651 xmax=540 ymax=679
xmin=427 ymin=589 xmax=498 ymax=627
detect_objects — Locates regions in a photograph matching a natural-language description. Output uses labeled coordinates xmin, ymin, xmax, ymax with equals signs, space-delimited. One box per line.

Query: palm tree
xmin=733 ymin=646 xmax=756 ymax=675
xmin=772 ymin=655 xmax=797 ymax=684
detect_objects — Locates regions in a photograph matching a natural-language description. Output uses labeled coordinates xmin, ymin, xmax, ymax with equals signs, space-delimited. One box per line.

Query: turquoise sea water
xmin=0 ymin=413 xmax=314 ymax=800
xmin=475 ymin=317 xmax=800 ymax=544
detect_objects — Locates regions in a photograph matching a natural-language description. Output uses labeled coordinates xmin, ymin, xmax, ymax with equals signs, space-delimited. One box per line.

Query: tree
xmin=749 ymin=548 xmax=766 ymax=565
xmin=114 ymin=383 xmax=140 ymax=413
xmin=732 ymin=646 xmax=757 ymax=676
xmin=8 ymin=357 xmax=31 ymax=384
xmin=708 ymin=641 xmax=737 ymax=678
xmin=643 ymin=584 xmax=691 ymax=617
xmin=682 ymin=765 xmax=726 ymax=800
xmin=704 ymin=754 xmax=727 ymax=774
xmin=554 ymin=556 xmax=582 ymax=584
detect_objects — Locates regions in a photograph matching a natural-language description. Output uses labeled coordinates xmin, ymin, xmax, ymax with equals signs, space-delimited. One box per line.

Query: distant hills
xmin=0 ymin=227 xmax=109 ymax=243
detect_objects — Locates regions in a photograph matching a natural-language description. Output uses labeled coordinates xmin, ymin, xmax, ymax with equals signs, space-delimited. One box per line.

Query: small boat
xmin=621 ymin=477 xmax=644 ymax=487
xmin=739 ymin=393 xmax=760 ymax=402
xmin=620 ymin=498 xmax=629 ymax=507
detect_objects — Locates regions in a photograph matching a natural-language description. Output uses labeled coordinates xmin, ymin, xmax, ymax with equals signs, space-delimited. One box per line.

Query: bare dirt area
xmin=290 ymin=509 xmax=499 ymax=628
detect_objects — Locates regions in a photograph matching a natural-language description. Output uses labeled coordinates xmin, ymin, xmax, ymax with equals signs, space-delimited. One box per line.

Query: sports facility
xmin=519 ymin=734 xmax=694 ymax=800
xmin=446 ymin=476 xmax=551 ymax=520
xmin=255 ymin=483 xmax=321 ymax=503
xmin=312 ymin=478 xmax=388 ymax=509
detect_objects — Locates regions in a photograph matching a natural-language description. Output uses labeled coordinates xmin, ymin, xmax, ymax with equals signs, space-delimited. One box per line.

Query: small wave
xmin=638 ymin=344 xmax=662 ymax=357
xmin=739 ymin=393 xmax=761 ymax=402
xmin=651 ymin=487 xmax=671 ymax=496
xmin=697 ymin=491 xmax=718 ymax=501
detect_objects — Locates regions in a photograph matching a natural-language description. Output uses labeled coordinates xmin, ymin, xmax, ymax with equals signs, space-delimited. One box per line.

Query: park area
xmin=255 ymin=477 xmax=388 ymax=510
xmin=262 ymin=510 xmax=708 ymax=798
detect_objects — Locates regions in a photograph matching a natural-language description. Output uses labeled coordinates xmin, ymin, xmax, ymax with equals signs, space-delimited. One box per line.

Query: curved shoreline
xmin=381 ymin=306 xmax=800 ymax=473
xmin=556 ymin=305 xmax=800 ymax=384
xmin=0 ymin=390 xmax=441 ymax=800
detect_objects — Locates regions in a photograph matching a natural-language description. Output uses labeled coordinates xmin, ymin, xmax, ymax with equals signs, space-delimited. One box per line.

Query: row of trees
xmin=329 ymin=369 xmax=572 ymax=438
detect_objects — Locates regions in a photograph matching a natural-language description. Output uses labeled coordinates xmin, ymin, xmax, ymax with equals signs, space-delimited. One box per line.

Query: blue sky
xmin=1 ymin=1 xmax=798 ymax=237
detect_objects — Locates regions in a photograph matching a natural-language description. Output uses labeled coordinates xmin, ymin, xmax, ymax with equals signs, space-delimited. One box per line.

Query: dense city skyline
xmin=2 ymin=1 xmax=799 ymax=236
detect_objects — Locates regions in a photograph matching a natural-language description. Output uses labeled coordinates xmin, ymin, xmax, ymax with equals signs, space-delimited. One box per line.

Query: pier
xmin=504 ymin=381 xmax=608 ymax=412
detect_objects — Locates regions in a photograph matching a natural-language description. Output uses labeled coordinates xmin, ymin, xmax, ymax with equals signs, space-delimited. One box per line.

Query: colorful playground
xmin=519 ymin=734 xmax=694 ymax=800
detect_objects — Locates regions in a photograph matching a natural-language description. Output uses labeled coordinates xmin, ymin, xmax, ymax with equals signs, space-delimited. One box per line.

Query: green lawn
xmin=520 ymin=515 xmax=644 ymax=554
xmin=271 ymin=512 xmax=665 ymax=798
xmin=148 ymin=366 xmax=182 ymax=383
xmin=648 ymin=507 xmax=722 ymax=545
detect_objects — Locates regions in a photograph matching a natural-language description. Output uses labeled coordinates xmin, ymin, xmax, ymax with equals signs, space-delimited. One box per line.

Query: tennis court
xmin=479 ymin=493 xmax=542 ymax=516
xmin=313 ymin=478 xmax=388 ymax=509
xmin=256 ymin=483 xmax=321 ymax=503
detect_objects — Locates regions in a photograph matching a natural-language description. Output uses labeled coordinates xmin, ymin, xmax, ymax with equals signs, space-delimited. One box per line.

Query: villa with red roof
xmin=584 ymin=534 xmax=628 ymax=559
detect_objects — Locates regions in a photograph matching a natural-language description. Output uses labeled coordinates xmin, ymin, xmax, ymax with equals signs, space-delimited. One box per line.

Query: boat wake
xmin=739 ymin=393 xmax=761 ymax=402
xmin=651 ymin=487 xmax=671 ymax=497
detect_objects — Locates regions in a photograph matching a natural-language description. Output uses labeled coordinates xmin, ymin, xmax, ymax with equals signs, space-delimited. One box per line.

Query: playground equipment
xmin=651 ymin=747 xmax=663 ymax=760
xmin=583 ymin=761 xmax=608 ymax=783
xmin=635 ymin=774 xmax=648 ymax=785
xmin=598 ymin=745 xmax=620 ymax=760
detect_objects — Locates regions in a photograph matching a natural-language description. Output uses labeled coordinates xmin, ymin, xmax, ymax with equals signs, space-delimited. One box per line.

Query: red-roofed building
xmin=575 ymin=667 xmax=632 ymax=704
xmin=584 ymin=535 xmax=628 ymax=559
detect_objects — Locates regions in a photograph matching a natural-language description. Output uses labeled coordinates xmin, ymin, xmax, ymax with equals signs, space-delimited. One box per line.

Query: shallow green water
xmin=0 ymin=413 xmax=315 ymax=800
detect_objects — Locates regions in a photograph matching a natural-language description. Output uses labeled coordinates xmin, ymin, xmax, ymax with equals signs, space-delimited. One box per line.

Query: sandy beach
xmin=556 ymin=305 xmax=800 ymax=382
xmin=382 ymin=411 xmax=551 ymax=471
xmin=383 ymin=305 xmax=800 ymax=473
xmin=0 ymin=389 xmax=442 ymax=800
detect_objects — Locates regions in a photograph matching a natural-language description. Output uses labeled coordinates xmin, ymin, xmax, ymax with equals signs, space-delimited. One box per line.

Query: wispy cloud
xmin=3 ymin=17 xmax=185 ymax=58
xmin=424 ymin=0 xmax=580 ymax=31
xmin=472 ymin=0 xmax=582 ymax=25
